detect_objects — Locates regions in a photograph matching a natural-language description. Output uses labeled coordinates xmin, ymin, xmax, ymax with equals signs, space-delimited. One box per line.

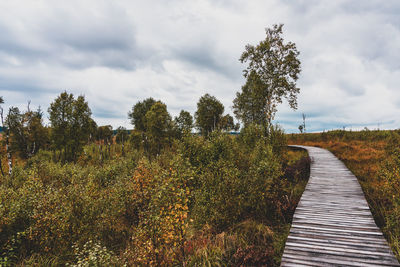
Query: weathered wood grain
xmin=281 ymin=146 xmax=399 ymax=266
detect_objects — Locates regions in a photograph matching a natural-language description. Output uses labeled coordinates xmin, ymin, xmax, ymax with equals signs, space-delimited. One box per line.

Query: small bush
xmin=68 ymin=240 xmax=124 ymax=267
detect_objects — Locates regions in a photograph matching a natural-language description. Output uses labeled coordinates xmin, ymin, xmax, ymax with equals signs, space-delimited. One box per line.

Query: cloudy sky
xmin=1 ymin=0 xmax=400 ymax=132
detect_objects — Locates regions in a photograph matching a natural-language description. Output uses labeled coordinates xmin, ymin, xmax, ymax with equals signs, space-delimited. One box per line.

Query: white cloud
xmin=0 ymin=0 xmax=400 ymax=132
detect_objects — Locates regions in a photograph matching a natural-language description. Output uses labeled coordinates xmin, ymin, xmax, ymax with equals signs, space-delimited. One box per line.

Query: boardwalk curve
xmin=281 ymin=145 xmax=399 ymax=266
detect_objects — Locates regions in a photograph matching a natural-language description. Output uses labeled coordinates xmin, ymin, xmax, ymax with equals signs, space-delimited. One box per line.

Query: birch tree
xmin=235 ymin=24 xmax=301 ymax=132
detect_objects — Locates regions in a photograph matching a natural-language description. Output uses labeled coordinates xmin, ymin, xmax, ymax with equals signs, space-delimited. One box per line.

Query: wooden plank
xmin=290 ymin=224 xmax=383 ymax=236
xmin=283 ymin=248 xmax=398 ymax=265
xmin=287 ymin=235 xmax=392 ymax=250
xmin=282 ymin=252 xmax=394 ymax=267
xmin=285 ymin=239 xmax=396 ymax=254
xmin=293 ymin=214 xmax=376 ymax=224
xmin=288 ymin=229 xmax=391 ymax=244
xmin=285 ymin=242 xmax=395 ymax=257
xmin=280 ymin=145 xmax=400 ymax=266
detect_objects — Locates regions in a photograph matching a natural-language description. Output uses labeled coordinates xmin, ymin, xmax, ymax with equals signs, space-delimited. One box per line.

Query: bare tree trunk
xmin=264 ymin=93 xmax=273 ymax=137
xmin=121 ymin=134 xmax=125 ymax=156
xmin=6 ymin=137 xmax=12 ymax=175
xmin=99 ymin=144 xmax=102 ymax=162
xmin=31 ymin=141 xmax=36 ymax=156
xmin=4 ymin=109 xmax=12 ymax=175
xmin=0 ymin=108 xmax=5 ymax=176
xmin=26 ymin=100 xmax=32 ymax=158
xmin=108 ymin=139 xmax=111 ymax=158
xmin=0 ymin=159 xmax=4 ymax=176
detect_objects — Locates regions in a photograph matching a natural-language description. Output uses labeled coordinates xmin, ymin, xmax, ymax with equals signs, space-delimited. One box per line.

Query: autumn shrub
xmin=185 ymin=131 xmax=306 ymax=265
xmin=193 ymin=159 xmax=244 ymax=230
xmin=0 ymin=128 xmax=311 ymax=266
xmin=178 ymin=134 xmax=211 ymax=169
xmin=379 ymin=148 xmax=400 ymax=257
xmin=0 ymin=171 xmax=38 ymax=261
xmin=237 ymin=123 xmax=264 ymax=149
xmin=122 ymin=154 xmax=195 ymax=266
xmin=181 ymin=132 xmax=283 ymax=230
xmin=186 ymin=145 xmax=310 ymax=266
xmin=0 ymin=149 xmax=145 ymax=264
xmin=267 ymin=124 xmax=287 ymax=156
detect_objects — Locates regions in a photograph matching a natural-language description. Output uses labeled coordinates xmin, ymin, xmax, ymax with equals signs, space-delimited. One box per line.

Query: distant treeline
xmin=0 ymin=92 xmax=241 ymax=165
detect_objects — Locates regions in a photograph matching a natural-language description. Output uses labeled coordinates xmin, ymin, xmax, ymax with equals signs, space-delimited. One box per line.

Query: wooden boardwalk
xmin=281 ymin=146 xmax=399 ymax=266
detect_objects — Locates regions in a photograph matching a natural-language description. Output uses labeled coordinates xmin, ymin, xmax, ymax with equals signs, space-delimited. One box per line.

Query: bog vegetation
xmin=0 ymin=125 xmax=310 ymax=266
xmin=288 ymin=130 xmax=400 ymax=261
xmin=0 ymin=24 xmax=313 ymax=266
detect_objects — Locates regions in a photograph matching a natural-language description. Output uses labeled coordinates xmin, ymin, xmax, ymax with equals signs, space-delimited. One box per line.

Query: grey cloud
xmin=337 ymin=81 xmax=366 ymax=97
xmin=1 ymin=0 xmax=400 ymax=131
xmin=0 ymin=74 xmax=54 ymax=94
xmin=0 ymin=25 xmax=48 ymax=62
xmin=0 ymin=2 xmax=150 ymax=71
xmin=170 ymin=42 xmax=242 ymax=80
xmin=93 ymin=107 xmax=124 ymax=119
xmin=341 ymin=1 xmax=400 ymax=16
xmin=173 ymin=46 xmax=226 ymax=75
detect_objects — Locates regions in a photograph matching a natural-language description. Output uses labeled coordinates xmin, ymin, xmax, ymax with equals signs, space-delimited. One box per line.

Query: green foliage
xmin=96 ymin=125 xmax=113 ymax=144
xmin=218 ymin=114 xmax=236 ymax=132
xmin=48 ymin=92 xmax=93 ymax=162
xmin=128 ymin=97 xmax=156 ymax=131
xmin=129 ymin=130 xmax=143 ymax=149
xmin=193 ymin=158 xmax=243 ymax=230
xmin=87 ymin=118 xmax=98 ymax=143
xmin=233 ymin=71 xmax=268 ymax=127
xmin=238 ymin=123 xmax=265 ymax=149
xmin=237 ymin=24 xmax=301 ymax=128
xmin=174 ymin=110 xmax=193 ymax=138
xmin=238 ymin=123 xmax=287 ymax=156
xmin=180 ymin=131 xmax=289 ymax=232
xmin=5 ymin=105 xmax=49 ymax=158
xmin=115 ymin=126 xmax=129 ymax=144
xmin=268 ymin=124 xmax=288 ymax=156
xmin=145 ymin=101 xmax=173 ymax=155
xmin=194 ymin=94 xmax=224 ymax=136
xmin=128 ymin=99 xmax=175 ymax=156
